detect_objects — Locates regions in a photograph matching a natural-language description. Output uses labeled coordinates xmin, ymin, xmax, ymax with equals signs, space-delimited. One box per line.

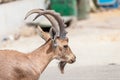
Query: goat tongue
xmin=58 ymin=61 xmax=67 ymax=74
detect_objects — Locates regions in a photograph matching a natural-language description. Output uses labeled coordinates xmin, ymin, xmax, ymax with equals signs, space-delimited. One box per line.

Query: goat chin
xmin=58 ymin=61 xmax=67 ymax=74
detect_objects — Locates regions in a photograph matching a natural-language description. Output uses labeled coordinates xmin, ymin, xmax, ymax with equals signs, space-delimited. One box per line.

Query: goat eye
xmin=63 ymin=45 xmax=68 ymax=48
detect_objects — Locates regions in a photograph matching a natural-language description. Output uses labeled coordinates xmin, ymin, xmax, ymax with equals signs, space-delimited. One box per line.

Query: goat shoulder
xmin=0 ymin=50 xmax=40 ymax=80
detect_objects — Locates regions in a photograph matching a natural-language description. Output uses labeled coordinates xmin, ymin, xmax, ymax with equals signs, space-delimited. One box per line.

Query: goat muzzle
xmin=68 ymin=58 xmax=76 ymax=64
xmin=67 ymin=54 xmax=76 ymax=64
xmin=58 ymin=55 xmax=76 ymax=74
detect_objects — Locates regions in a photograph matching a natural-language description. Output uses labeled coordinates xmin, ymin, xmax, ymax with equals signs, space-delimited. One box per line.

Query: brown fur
xmin=0 ymin=40 xmax=52 ymax=80
xmin=0 ymin=37 xmax=75 ymax=80
xmin=0 ymin=9 xmax=76 ymax=80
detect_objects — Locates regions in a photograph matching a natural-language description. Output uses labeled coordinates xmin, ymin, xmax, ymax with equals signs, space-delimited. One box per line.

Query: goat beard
xmin=58 ymin=61 xmax=67 ymax=74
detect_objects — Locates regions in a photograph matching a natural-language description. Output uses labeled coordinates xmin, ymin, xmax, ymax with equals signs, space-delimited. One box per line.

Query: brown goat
xmin=0 ymin=9 xmax=76 ymax=80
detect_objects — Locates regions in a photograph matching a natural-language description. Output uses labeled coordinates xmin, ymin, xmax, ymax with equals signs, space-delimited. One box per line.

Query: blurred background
xmin=0 ymin=0 xmax=120 ymax=80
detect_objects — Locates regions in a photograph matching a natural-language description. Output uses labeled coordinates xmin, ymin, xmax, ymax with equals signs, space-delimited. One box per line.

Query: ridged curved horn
xmin=25 ymin=9 xmax=60 ymax=39
xmin=25 ymin=9 xmax=67 ymax=39
xmin=39 ymin=10 xmax=67 ymax=38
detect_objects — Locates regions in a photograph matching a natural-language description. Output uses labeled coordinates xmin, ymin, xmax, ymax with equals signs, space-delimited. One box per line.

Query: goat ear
xmin=37 ymin=25 xmax=50 ymax=41
xmin=46 ymin=40 xmax=53 ymax=53
xmin=46 ymin=39 xmax=57 ymax=54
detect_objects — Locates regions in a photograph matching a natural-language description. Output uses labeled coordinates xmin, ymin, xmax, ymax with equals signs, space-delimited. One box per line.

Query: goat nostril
xmin=71 ymin=60 xmax=74 ymax=63
xmin=73 ymin=59 xmax=76 ymax=63
xmin=69 ymin=59 xmax=75 ymax=64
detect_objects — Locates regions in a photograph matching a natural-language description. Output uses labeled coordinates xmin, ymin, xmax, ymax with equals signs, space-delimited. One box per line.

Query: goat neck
xmin=27 ymin=39 xmax=54 ymax=74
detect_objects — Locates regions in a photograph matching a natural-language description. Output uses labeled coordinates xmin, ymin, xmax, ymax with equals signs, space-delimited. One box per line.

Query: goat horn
xmin=41 ymin=10 xmax=67 ymax=39
xmin=25 ymin=9 xmax=60 ymax=39
xmin=25 ymin=9 xmax=67 ymax=39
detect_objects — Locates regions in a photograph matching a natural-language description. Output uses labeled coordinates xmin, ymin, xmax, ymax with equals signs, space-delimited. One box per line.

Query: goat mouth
xmin=67 ymin=59 xmax=76 ymax=64
xmin=60 ymin=59 xmax=76 ymax=64
xmin=58 ymin=59 xmax=76 ymax=74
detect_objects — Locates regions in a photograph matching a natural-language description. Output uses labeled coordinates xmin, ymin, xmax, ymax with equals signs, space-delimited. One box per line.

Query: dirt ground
xmin=40 ymin=65 xmax=120 ymax=80
xmin=1 ymin=9 xmax=120 ymax=80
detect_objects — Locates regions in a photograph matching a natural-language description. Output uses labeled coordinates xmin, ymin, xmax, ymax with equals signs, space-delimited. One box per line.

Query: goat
xmin=0 ymin=9 xmax=76 ymax=80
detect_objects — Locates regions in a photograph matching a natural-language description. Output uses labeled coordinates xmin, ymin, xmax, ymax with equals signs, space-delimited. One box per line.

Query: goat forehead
xmin=57 ymin=38 xmax=68 ymax=42
xmin=58 ymin=40 xmax=68 ymax=45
